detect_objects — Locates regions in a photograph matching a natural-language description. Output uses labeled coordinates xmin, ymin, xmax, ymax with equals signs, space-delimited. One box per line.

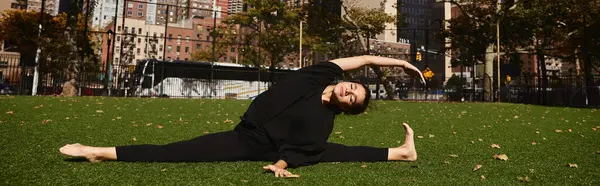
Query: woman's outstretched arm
xmin=330 ymin=55 xmax=426 ymax=84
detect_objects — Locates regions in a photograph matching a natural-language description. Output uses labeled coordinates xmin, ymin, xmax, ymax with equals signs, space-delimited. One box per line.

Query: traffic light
xmin=416 ymin=51 xmax=422 ymax=62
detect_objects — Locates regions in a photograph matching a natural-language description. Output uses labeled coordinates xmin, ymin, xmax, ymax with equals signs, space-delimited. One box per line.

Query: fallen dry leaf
xmin=132 ymin=124 xmax=138 ymax=127
xmin=452 ymin=131 xmax=457 ymax=135
xmin=41 ymin=119 xmax=52 ymax=124
xmin=132 ymin=137 xmax=137 ymax=141
xmin=491 ymin=144 xmax=501 ymax=149
xmin=531 ymin=142 xmax=537 ymax=145
xmin=449 ymin=154 xmax=459 ymax=158
xmin=157 ymin=125 xmax=164 ymax=129
xmin=428 ymin=134 xmax=435 ymax=138
xmin=417 ymin=136 xmax=424 ymax=139
xmin=514 ymin=115 xmax=519 ymax=119
xmin=337 ymin=135 xmax=345 ymax=139
xmin=555 ymin=129 xmax=563 ymax=133
xmin=568 ymin=163 xmax=578 ymax=168
xmin=146 ymin=123 xmax=153 ymax=126
xmin=334 ymin=131 xmax=343 ymax=135
xmin=6 ymin=111 xmax=13 ymax=114
xmin=478 ymin=138 xmax=484 ymax=142
xmin=361 ymin=164 xmax=367 ymax=168
xmin=240 ymin=180 xmax=248 ymax=183
xmin=203 ymin=131 xmax=210 ymax=134
xmin=223 ymin=119 xmax=233 ymax=123
xmin=567 ymin=129 xmax=572 ymax=132
xmin=442 ymin=161 xmax=450 ymax=164
xmin=473 ymin=164 xmax=482 ymax=171
xmin=481 ymin=175 xmax=486 ymax=180
xmin=493 ymin=154 xmax=509 ymax=161
xmin=161 ymin=168 xmax=167 ymax=172
xmin=96 ymin=110 xmax=104 ymax=113
xmin=65 ymin=117 xmax=70 ymax=120
xmin=116 ymin=117 xmax=122 ymax=120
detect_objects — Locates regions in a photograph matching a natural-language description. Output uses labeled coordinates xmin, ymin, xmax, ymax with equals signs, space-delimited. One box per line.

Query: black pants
xmin=116 ymin=130 xmax=388 ymax=163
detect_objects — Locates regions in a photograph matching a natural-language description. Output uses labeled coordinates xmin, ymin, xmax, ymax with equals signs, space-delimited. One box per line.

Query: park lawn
xmin=0 ymin=96 xmax=599 ymax=185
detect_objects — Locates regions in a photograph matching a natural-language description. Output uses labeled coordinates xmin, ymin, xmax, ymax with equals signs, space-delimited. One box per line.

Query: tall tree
xmin=337 ymin=0 xmax=403 ymax=100
xmin=0 ymin=10 xmax=99 ymax=87
xmin=225 ymin=0 xmax=300 ymax=72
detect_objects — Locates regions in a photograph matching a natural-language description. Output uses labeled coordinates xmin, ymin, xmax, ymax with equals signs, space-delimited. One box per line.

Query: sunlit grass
xmin=0 ymin=96 xmax=599 ymax=185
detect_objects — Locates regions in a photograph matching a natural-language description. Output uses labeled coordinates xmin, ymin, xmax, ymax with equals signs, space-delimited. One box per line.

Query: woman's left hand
xmin=263 ymin=165 xmax=300 ymax=178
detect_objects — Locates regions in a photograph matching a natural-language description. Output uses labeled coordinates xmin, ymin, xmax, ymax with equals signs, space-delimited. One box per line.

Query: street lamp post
xmin=105 ymin=30 xmax=113 ymax=95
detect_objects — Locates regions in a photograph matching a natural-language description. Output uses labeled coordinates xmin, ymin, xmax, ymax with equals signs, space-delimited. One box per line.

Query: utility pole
xmin=496 ymin=0 xmax=501 ymax=102
xmin=299 ymin=20 xmax=303 ymax=68
xmin=32 ymin=0 xmax=46 ymax=95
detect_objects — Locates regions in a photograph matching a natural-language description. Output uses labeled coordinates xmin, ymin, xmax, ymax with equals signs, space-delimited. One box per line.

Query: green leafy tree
xmin=225 ymin=0 xmax=300 ymax=71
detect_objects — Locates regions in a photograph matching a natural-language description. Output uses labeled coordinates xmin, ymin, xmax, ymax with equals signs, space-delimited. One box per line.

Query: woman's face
xmin=332 ymin=82 xmax=366 ymax=110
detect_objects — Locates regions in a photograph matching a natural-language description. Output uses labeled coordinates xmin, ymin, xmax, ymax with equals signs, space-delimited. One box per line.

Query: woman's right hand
xmin=263 ymin=165 xmax=300 ymax=178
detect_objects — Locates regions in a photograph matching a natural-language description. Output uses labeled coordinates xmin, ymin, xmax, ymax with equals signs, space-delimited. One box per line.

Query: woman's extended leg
xmin=59 ymin=130 xmax=256 ymax=162
xmin=320 ymin=123 xmax=417 ymax=162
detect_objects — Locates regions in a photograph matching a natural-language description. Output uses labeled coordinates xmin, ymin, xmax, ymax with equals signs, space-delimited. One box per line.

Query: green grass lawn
xmin=1 ymin=96 xmax=599 ymax=185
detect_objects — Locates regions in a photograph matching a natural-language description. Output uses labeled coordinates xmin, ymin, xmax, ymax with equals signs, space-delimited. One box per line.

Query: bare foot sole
xmin=389 ymin=123 xmax=417 ymax=161
xmin=59 ymin=143 xmax=103 ymax=162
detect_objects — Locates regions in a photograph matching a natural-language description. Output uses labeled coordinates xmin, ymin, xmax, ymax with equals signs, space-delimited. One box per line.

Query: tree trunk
xmin=370 ymin=66 xmax=399 ymax=100
xmin=582 ymin=22 xmax=597 ymax=106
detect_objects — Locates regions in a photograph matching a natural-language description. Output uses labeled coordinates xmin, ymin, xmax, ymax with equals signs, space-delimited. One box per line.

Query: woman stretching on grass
xmin=60 ymin=55 xmax=425 ymax=178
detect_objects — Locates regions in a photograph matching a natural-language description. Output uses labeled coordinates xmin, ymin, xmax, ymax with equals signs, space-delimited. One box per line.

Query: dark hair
xmin=345 ymin=81 xmax=371 ymax=115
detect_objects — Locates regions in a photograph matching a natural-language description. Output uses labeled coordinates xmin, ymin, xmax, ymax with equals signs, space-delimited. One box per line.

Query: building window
xmin=168 ymin=45 xmax=172 ymax=52
xmin=138 ymin=38 xmax=141 ymax=43
xmin=128 ymin=3 xmax=133 ymax=8
xmin=138 ymin=28 xmax=142 ymax=34
xmin=223 ymin=56 xmax=227 ymax=61
xmin=186 ymin=36 xmax=190 ymax=42
xmin=116 ymin=36 xmax=121 ymax=41
xmin=176 ymin=46 xmax=180 ymax=52
xmin=138 ymin=4 xmax=144 ymax=9
xmin=137 ymin=11 xmax=143 ymax=17
xmin=196 ymin=44 xmax=201 ymax=49
xmin=103 ymin=15 xmax=107 ymax=20
xmin=197 ymin=34 xmax=200 ymax=38
xmin=168 ymin=34 xmax=172 ymax=41
xmin=137 ymin=48 xmax=140 ymax=54
xmin=231 ymin=47 xmax=235 ymax=52
xmin=185 ymin=47 xmax=189 ymax=54
xmin=131 ymin=27 xmax=135 ymax=34
xmin=127 ymin=10 xmax=132 ymax=15
xmin=118 ymin=26 xmax=121 ymax=31
xmin=206 ymin=36 xmax=210 ymax=41
xmin=115 ymin=57 xmax=119 ymax=62
xmin=124 ymin=26 xmax=128 ymax=33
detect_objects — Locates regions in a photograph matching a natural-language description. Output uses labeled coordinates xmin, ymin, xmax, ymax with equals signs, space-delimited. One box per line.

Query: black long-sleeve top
xmin=235 ymin=62 xmax=343 ymax=168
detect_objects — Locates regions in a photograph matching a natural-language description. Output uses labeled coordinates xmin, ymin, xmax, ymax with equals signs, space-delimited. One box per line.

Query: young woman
xmin=60 ymin=55 xmax=425 ymax=178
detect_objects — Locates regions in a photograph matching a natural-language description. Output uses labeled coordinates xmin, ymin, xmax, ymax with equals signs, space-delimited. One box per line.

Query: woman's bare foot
xmin=388 ymin=123 xmax=417 ymax=161
xmin=59 ymin=143 xmax=104 ymax=162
